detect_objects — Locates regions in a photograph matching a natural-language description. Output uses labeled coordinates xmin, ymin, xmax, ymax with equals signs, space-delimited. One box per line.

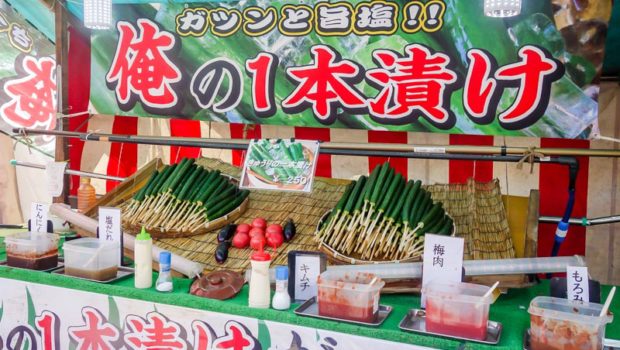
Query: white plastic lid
xmin=423 ymin=281 xmax=497 ymax=305
xmin=5 ymin=232 xmax=58 ymax=253
xmin=63 ymin=238 xmax=118 ymax=253
xmin=318 ymin=271 xmax=385 ymax=292
xmin=528 ymin=296 xmax=613 ymax=326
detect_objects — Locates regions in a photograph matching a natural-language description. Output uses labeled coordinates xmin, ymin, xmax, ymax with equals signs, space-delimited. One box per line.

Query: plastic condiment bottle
xmin=134 ymin=227 xmax=153 ymax=289
xmin=248 ymin=244 xmax=271 ymax=308
xmin=156 ymin=251 xmax=173 ymax=292
xmin=272 ymin=266 xmax=291 ymax=310
xmin=77 ymin=177 xmax=96 ymax=213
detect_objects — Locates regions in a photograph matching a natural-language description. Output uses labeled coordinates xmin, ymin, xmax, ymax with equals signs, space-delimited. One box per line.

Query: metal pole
xmin=9 ymin=160 xmax=125 ymax=182
xmin=14 ymin=127 xmax=620 ymax=158
xmin=54 ymin=0 xmax=70 ymax=204
xmin=540 ymin=215 xmax=620 ymax=226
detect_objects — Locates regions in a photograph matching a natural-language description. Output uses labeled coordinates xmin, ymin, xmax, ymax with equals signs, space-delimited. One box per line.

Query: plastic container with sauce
xmin=528 ymin=296 xmax=613 ymax=350
xmin=5 ymin=232 xmax=59 ymax=270
xmin=317 ymin=271 xmax=385 ymax=323
xmin=63 ymin=238 xmax=119 ymax=281
xmin=422 ymin=281 xmax=495 ymax=340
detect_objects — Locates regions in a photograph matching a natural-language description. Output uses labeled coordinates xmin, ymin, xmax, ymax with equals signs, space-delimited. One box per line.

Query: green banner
xmin=0 ymin=1 xmax=56 ymax=151
xmin=90 ymin=0 xmax=611 ymax=139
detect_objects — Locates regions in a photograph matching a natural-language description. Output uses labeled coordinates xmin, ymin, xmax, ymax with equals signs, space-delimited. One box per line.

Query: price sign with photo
xmin=240 ymin=139 xmax=319 ymax=193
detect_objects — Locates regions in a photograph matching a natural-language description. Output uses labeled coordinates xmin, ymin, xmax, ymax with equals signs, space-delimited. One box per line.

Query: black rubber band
xmin=501 ymin=145 xmax=507 ymax=156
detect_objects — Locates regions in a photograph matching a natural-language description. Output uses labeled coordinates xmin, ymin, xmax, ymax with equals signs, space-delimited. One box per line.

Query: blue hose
xmin=551 ymin=188 xmax=575 ymax=257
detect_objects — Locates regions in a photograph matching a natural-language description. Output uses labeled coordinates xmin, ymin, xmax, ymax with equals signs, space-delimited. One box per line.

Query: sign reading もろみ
xmin=90 ymin=0 xmax=611 ymax=139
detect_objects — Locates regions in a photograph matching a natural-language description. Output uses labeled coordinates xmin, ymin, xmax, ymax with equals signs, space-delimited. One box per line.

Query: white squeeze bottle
xmin=134 ymin=227 xmax=153 ymax=289
xmin=248 ymin=243 xmax=271 ymax=308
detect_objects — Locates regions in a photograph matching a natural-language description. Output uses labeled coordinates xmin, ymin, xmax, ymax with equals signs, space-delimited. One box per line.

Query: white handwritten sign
xmin=567 ymin=266 xmax=589 ymax=303
xmin=98 ymin=207 xmax=122 ymax=265
xmin=45 ymin=161 xmax=67 ymax=197
xmin=422 ymin=234 xmax=464 ymax=307
xmin=30 ymin=202 xmax=49 ymax=233
xmin=293 ymin=255 xmax=321 ymax=301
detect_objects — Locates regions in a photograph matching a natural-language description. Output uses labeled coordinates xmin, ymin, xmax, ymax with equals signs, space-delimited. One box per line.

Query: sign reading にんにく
xmin=90 ymin=0 xmax=611 ymax=139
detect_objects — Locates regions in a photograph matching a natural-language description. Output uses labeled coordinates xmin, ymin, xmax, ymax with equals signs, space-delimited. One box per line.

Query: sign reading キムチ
xmin=90 ymin=0 xmax=611 ymax=139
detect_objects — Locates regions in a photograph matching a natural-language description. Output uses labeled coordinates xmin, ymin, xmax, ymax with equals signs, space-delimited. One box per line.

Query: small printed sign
xmin=45 ymin=161 xmax=67 ymax=197
xmin=30 ymin=202 xmax=49 ymax=234
xmin=98 ymin=207 xmax=123 ymax=265
xmin=413 ymin=147 xmax=446 ymax=154
xmin=567 ymin=266 xmax=590 ymax=303
xmin=288 ymin=251 xmax=326 ymax=301
xmin=240 ymin=139 xmax=319 ymax=193
xmin=421 ymin=234 xmax=464 ymax=307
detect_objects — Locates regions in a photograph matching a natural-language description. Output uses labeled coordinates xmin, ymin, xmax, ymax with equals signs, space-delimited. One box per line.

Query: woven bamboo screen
xmin=152 ymin=159 xmax=514 ymax=273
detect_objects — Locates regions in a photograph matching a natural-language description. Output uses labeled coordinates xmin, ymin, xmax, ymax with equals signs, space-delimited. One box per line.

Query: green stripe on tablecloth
xmin=0 ymin=238 xmax=618 ymax=349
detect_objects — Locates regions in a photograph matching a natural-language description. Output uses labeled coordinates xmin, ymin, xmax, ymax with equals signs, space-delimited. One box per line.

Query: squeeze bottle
xmin=156 ymin=251 xmax=173 ymax=292
xmin=248 ymin=244 xmax=271 ymax=308
xmin=77 ymin=177 xmax=96 ymax=213
xmin=272 ymin=266 xmax=291 ymax=310
xmin=134 ymin=227 xmax=153 ymax=289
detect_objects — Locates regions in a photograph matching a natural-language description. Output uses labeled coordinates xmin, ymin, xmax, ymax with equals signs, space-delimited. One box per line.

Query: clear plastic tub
xmin=528 ymin=296 xmax=613 ymax=350
xmin=63 ymin=238 xmax=119 ymax=281
xmin=423 ymin=281 xmax=496 ymax=340
xmin=5 ymin=232 xmax=59 ymax=270
xmin=317 ymin=271 xmax=385 ymax=322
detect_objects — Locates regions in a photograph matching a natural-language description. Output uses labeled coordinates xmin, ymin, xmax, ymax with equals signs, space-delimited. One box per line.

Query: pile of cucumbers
xmin=124 ymin=158 xmax=249 ymax=232
xmin=317 ymin=162 xmax=452 ymax=261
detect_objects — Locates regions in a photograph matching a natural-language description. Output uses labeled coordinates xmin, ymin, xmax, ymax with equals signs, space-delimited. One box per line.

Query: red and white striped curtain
xmin=65 ymin=27 xmax=620 ymax=283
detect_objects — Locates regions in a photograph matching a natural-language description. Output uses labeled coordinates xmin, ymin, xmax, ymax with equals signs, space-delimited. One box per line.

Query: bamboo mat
xmin=153 ymin=159 xmax=514 ymax=273
xmin=426 ymin=179 xmax=515 ymax=260
xmin=153 ymin=158 xmax=350 ymax=273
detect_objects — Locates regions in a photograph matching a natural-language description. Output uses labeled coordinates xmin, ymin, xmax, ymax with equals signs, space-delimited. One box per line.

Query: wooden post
xmin=54 ymin=0 xmax=70 ymax=204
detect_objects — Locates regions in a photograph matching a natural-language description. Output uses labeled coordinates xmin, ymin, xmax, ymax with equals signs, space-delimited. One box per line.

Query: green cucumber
xmin=418 ymin=203 xmax=444 ymax=229
xmin=410 ymin=190 xmax=430 ymax=225
xmin=177 ymin=165 xmax=204 ymax=201
xmin=362 ymin=163 xmax=381 ymax=204
xmin=134 ymin=170 xmax=160 ymax=201
xmin=438 ymin=217 xmax=454 ymax=235
xmin=370 ymin=163 xmax=391 ymax=205
xmin=388 ymin=180 xmax=413 ymax=220
xmin=173 ymin=164 xmax=198 ymax=197
xmin=192 ymin=170 xmax=219 ymax=202
xmin=207 ymin=190 xmax=249 ymax=220
xmin=344 ymin=177 xmax=367 ymax=214
xmin=377 ymin=173 xmax=402 ymax=212
xmin=199 ymin=176 xmax=227 ymax=203
xmin=425 ymin=215 xmax=448 ymax=235
xmin=205 ymin=185 xmax=237 ymax=208
xmin=167 ymin=158 xmax=195 ymax=192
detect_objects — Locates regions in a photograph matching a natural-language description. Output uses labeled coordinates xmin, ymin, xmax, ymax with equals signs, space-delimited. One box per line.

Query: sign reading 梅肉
xmin=240 ymin=139 xmax=319 ymax=193
xmin=90 ymin=0 xmax=610 ymax=139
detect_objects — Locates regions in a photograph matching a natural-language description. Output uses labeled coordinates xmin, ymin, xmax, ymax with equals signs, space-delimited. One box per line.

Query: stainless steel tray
xmin=399 ymin=309 xmax=502 ymax=345
xmin=51 ymin=266 xmax=134 ymax=284
xmin=523 ymin=329 xmax=616 ymax=350
xmin=294 ymin=297 xmax=392 ymax=327
xmin=0 ymin=258 xmax=64 ymax=272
